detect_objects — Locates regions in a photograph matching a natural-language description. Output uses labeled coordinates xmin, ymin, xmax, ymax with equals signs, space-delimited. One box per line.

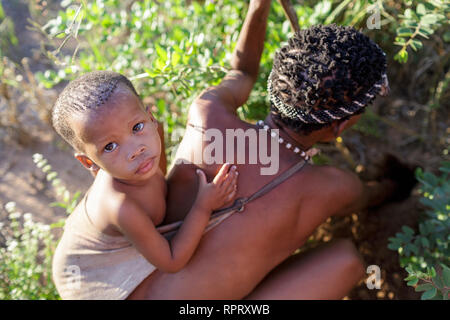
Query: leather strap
xmin=157 ymin=159 xmax=308 ymax=237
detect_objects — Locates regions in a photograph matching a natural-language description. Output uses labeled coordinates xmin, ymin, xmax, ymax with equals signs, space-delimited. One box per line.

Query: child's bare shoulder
xmin=86 ymin=169 xmax=167 ymax=235
xmin=86 ymin=175 xmax=139 ymax=236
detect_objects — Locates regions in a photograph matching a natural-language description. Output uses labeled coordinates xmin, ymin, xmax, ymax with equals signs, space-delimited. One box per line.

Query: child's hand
xmin=195 ymin=163 xmax=238 ymax=212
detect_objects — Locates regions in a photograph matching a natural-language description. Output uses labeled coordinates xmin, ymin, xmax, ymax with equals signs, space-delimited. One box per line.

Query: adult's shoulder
xmin=303 ymin=164 xmax=363 ymax=195
xmin=190 ymin=70 xmax=254 ymax=116
xmin=299 ymin=164 xmax=365 ymax=216
xmin=189 ymin=85 xmax=236 ymax=117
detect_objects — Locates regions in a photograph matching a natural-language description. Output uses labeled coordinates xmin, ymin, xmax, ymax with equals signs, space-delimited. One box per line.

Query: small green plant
xmin=0 ymin=154 xmax=81 ymax=299
xmin=388 ymin=161 xmax=450 ymax=300
xmin=394 ymin=0 xmax=449 ymax=63
xmin=32 ymin=153 xmax=81 ymax=219
xmin=0 ymin=2 xmax=18 ymax=57
xmin=0 ymin=202 xmax=59 ymax=299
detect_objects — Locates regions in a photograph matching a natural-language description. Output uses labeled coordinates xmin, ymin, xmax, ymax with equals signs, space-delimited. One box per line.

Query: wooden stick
xmin=277 ymin=0 xmax=300 ymax=33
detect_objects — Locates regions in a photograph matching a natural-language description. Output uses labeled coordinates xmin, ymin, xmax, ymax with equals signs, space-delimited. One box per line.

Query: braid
xmin=269 ymin=24 xmax=387 ymax=134
xmin=52 ymin=71 xmax=138 ymax=150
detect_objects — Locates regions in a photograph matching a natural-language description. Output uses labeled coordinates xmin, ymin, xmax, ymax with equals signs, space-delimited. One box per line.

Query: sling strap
xmin=157 ymin=159 xmax=308 ymax=237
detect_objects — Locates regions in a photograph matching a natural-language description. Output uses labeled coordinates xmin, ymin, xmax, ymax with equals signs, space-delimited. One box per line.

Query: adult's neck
xmin=264 ymin=114 xmax=321 ymax=151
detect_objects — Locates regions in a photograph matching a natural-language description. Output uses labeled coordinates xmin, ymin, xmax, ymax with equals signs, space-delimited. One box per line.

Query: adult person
xmin=127 ymin=0 xmax=410 ymax=299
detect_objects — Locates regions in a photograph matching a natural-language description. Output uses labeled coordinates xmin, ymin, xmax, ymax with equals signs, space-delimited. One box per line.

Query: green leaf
xmin=37 ymin=159 xmax=48 ymax=168
xmin=50 ymin=219 xmax=65 ymax=229
xmin=433 ymin=273 xmax=444 ymax=290
xmin=416 ymin=4 xmax=427 ymax=16
xmin=49 ymin=202 xmax=67 ymax=209
xmin=155 ymin=44 xmax=168 ymax=61
xmin=430 ymin=267 xmax=437 ymax=278
xmin=387 ymin=242 xmax=400 ymax=250
xmin=421 ymin=237 xmax=430 ymax=248
xmin=415 ymin=283 xmax=434 ymax=292
xmin=46 ymin=172 xmax=58 ymax=181
xmin=427 ymin=0 xmax=443 ymax=8
xmin=404 ymin=8 xmax=419 ymax=21
xmin=171 ymin=51 xmax=181 ymax=67
xmin=63 ymin=190 xmax=70 ymax=203
xmin=395 ymin=49 xmax=409 ymax=63
xmin=410 ymin=39 xmax=423 ymax=51
xmin=155 ymin=58 xmax=166 ymax=70
xmin=439 ymin=161 xmax=450 ymax=173
xmin=421 ymin=14 xmax=438 ymax=25
xmin=156 ymin=99 xmax=166 ymax=115
xmin=402 ymin=226 xmax=415 ymax=236
xmin=404 ymin=274 xmax=416 ymax=281
xmin=421 ymin=287 xmax=437 ymax=300
xmin=145 ymin=68 xmax=160 ymax=77
xmin=442 ymin=264 xmax=450 ymax=287
xmin=55 ymin=32 xmax=67 ymax=39
xmin=418 ymin=26 xmax=433 ymax=37
xmin=394 ymin=36 xmax=406 ymax=46
xmin=397 ymin=27 xmax=414 ymax=37
xmin=409 ymin=244 xmax=419 ymax=255
xmin=407 ymin=278 xmax=419 ymax=286
xmin=0 ymin=2 xmax=4 ymax=19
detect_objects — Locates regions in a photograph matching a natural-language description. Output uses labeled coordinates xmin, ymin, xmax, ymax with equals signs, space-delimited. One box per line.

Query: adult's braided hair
xmin=52 ymin=70 xmax=139 ymax=151
xmin=269 ymin=24 xmax=387 ymax=134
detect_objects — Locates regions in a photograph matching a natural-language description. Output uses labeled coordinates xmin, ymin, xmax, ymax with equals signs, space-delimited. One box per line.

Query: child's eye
xmin=133 ymin=122 xmax=144 ymax=133
xmin=104 ymin=142 xmax=118 ymax=153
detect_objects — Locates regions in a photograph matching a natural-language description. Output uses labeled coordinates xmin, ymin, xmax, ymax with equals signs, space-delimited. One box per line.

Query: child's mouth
xmin=135 ymin=156 xmax=155 ymax=175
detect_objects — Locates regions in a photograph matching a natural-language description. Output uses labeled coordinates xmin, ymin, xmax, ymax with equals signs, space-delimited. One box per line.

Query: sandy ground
xmin=0 ymin=137 xmax=91 ymax=225
xmin=0 ymin=0 xmax=91 ymax=224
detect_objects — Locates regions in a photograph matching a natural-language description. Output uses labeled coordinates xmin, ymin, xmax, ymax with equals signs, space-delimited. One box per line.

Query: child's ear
xmin=74 ymin=153 xmax=99 ymax=172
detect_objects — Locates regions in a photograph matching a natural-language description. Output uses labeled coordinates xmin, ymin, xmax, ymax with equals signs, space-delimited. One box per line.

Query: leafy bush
xmin=0 ymin=202 xmax=59 ymax=300
xmin=28 ymin=0 xmax=448 ymax=159
xmin=388 ymin=161 xmax=450 ymax=300
xmin=33 ymin=153 xmax=81 ymax=219
xmin=0 ymin=154 xmax=81 ymax=299
xmin=393 ymin=1 xmax=449 ymax=63
xmin=0 ymin=2 xmax=18 ymax=57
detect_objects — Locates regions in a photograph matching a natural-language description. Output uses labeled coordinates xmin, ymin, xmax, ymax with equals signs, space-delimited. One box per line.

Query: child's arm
xmin=115 ymin=163 xmax=238 ymax=273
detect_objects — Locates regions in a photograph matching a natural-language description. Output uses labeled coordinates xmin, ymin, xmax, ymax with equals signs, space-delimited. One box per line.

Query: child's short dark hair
xmin=269 ymin=24 xmax=387 ymax=135
xmin=52 ymin=71 xmax=138 ymax=151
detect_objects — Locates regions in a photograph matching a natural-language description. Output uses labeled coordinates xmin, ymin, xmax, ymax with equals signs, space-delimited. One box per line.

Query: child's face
xmin=72 ymin=86 xmax=161 ymax=184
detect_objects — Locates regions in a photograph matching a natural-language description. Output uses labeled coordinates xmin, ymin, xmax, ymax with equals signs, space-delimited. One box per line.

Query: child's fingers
xmin=226 ymin=181 xmax=238 ymax=196
xmin=213 ymin=163 xmax=233 ymax=185
xmin=222 ymin=170 xmax=238 ymax=191
xmin=226 ymin=188 xmax=237 ymax=201
xmin=196 ymin=169 xmax=207 ymax=187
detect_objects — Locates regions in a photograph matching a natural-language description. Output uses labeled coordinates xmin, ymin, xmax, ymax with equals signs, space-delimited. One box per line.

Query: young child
xmin=51 ymin=70 xmax=239 ymax=300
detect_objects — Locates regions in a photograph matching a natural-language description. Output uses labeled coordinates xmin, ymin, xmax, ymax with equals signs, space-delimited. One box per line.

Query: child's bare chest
xmin=131 ymin=177 xmax=166 ymax=226
xmin=87 ymin=172 xmax=167 ymax=237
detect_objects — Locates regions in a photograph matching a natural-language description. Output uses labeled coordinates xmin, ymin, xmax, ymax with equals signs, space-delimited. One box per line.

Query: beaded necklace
xmin=256 ymin=120 xmax=314 ymax=161
xmin=187 ymin=121 xmax=318 ymax=161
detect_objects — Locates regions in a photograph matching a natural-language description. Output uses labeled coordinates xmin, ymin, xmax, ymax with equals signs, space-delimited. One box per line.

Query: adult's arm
xmin=195 ymin=0 xmax=272 ymax=113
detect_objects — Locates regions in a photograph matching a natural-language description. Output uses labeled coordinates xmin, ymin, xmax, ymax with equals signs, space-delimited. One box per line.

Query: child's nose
xmin=129 ymin=145 xmax=146 ymax=161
